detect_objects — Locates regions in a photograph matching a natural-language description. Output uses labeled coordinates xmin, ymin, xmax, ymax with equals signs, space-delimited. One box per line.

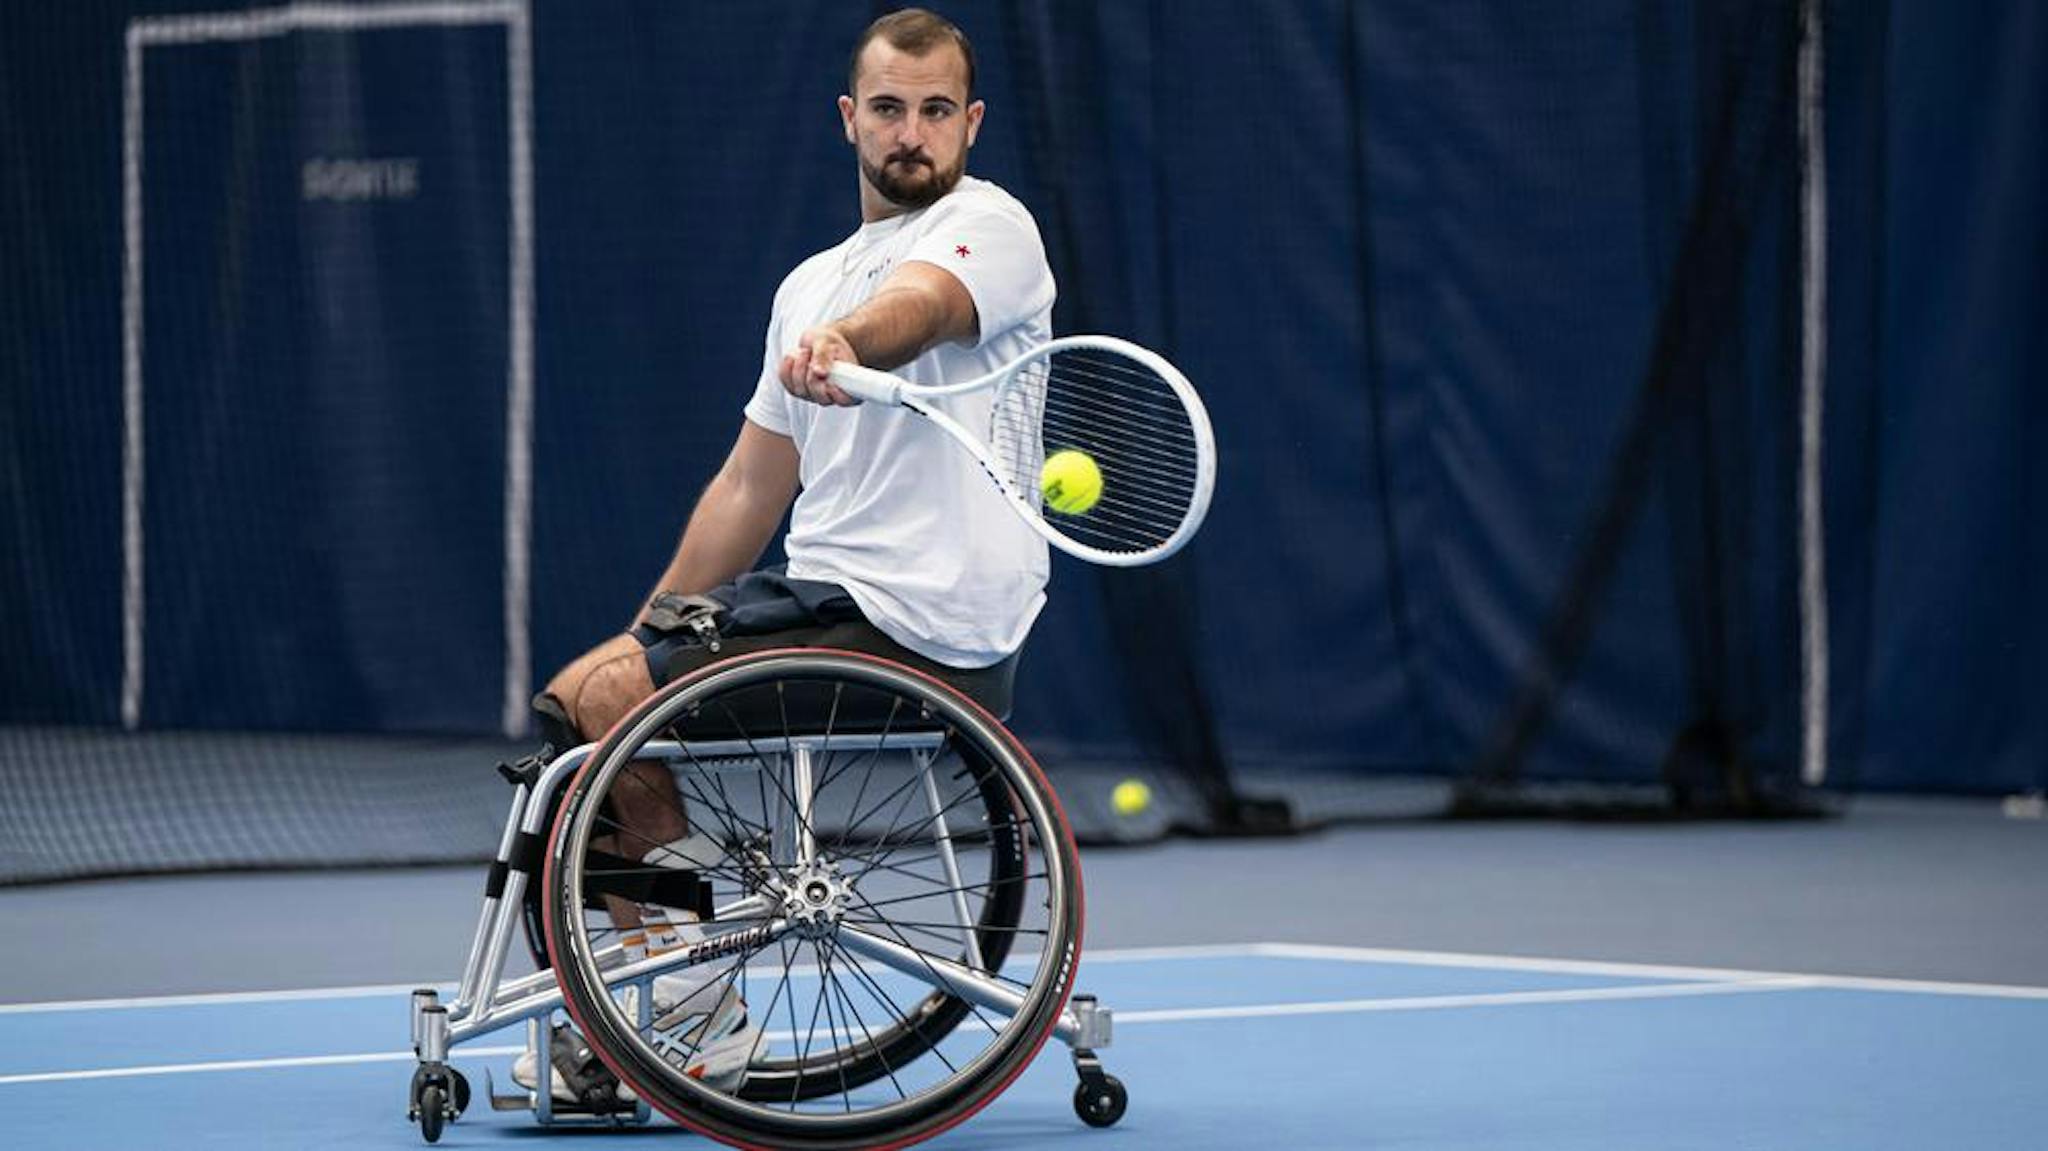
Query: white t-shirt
xmin=742 ymin=176 xmax=1055 ymax=668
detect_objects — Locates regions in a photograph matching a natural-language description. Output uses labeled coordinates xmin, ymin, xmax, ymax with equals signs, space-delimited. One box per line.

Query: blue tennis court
xmin=5 ymin=942 xmax=2042 ymax=1149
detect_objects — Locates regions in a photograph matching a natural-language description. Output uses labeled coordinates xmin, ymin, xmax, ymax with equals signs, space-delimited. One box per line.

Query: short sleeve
xmin=903 ymin=192 xmax=1055 ymax=348
xmin=742 ymin=301 xmax=793 ymax=436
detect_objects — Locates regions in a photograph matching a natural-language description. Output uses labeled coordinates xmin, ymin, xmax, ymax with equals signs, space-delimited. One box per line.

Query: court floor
xmin=2 ymin=941 xmax=2044 ymax=1149
xmin=5 ymin=802 xmax=2044 ymax=1148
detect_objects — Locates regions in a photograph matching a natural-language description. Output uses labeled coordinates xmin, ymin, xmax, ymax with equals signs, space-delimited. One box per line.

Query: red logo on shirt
xmin=955 ymin=244 xmax=971 ymax=258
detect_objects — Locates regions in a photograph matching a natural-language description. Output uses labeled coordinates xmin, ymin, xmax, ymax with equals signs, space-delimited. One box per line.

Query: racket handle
xmin=828 ymin=362 xmax=904 ymax=406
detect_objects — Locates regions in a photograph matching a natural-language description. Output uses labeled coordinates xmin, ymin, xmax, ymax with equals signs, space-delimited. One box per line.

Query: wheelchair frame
xmin=406 ymin=676 xmax=1123 ymax=1146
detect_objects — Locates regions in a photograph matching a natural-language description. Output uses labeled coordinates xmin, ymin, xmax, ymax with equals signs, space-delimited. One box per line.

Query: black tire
xmin=418 ymin=1083 xmax=446 ymax=1143
xmin=542 ymin=649 xmax=1082 ymax=1151
xmin=1074 ymin=1074 xmax=1127 ymax=1128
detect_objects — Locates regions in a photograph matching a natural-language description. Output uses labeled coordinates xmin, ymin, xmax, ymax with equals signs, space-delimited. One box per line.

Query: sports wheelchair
xmin=405 ymin=647 xmax=1125 ymax=1148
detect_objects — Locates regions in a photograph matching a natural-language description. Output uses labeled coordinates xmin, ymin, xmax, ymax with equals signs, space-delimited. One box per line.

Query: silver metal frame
xmin=409 ymin=729 xmax=1112 ymax=1127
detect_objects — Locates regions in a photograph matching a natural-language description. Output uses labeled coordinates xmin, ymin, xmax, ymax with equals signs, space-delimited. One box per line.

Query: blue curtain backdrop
xmin=2 ymin=1 xmax=2040 ymax=794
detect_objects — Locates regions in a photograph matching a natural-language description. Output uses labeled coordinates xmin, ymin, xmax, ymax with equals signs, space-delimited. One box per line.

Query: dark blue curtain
xmin=2 ymin=2 xmax=2040 ymax=794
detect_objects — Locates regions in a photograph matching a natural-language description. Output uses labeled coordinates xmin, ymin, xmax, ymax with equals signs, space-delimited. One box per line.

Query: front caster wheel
xmin=1075 ymin=1074 xmax=1127 ymax=1128
xmin=418 ymin=1083 xmax=448 ymax=1143
xmin=409 ymin=1064 xmax=463 ymax=1142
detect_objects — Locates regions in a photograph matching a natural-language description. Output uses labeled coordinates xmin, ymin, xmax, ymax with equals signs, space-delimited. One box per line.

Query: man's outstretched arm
xmin=778 ymin=261 xmax=978 ymax=406
xmin=634 ymin=418 xmax=800 ymax=625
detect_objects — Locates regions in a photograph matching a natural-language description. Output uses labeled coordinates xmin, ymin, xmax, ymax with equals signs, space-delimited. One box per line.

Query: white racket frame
xmin=829 ymin=334 xmax=1217 ymax=566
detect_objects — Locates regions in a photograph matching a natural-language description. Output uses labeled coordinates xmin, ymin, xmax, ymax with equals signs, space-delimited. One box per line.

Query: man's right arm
xmin=633 ymin=419 xmax=800 ymax=627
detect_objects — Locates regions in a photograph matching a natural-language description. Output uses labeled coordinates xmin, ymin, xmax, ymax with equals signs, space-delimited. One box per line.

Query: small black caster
xmin=409 ymin=1063 xmax=465 ymax=1143
xmin=1074 ymin=1073 xmax=1127 ymax=1128
xmin=418 ymin=1083 xmax=448 ymax=1143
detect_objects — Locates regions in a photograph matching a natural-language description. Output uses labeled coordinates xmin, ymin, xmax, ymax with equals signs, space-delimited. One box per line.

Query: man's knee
xmin=540 ymin=633 xmax=657 ymax=741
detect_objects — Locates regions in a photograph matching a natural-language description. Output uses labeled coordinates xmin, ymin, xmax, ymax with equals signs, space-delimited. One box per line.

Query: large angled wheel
xmin=541 ymin=648 xmax=1083 ymax=1150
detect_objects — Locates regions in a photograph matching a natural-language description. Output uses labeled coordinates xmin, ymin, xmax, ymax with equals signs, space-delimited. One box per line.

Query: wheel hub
xmin=780 ymin=860 xmax=849 ymax=939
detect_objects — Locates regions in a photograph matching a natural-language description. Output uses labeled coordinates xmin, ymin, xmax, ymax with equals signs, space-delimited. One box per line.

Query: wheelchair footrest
xmin=489 ymin=1094 xmax=647 ymax=1122
xmin=516 ymin=1089 xmax=634 ymax=1114
xmin=483 ymin=1025 xmax=653 ymax=1127
xmin=484 ymin=1071 xmax=648 ymax=1122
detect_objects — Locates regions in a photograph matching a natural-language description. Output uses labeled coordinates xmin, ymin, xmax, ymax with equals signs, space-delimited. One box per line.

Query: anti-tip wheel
xmin=1074 ymin=1074 xmax=1127 ymax=1128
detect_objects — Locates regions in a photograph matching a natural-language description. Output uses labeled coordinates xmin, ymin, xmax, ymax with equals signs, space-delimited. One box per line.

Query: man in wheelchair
xmin=514 ymin=7 xmax=1056 ymax=1105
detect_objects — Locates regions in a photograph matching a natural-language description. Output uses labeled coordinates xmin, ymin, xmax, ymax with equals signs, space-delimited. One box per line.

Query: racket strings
xmin=992 ymin=407 xmax=1198 ymax=497
xmin=989 ymin=349 xmax=1203 ymax=556
xmin=1009 ymin=379 xmax=1200 ymax=471
xmin=1007 ymin=407 xmax=1197 ymax=510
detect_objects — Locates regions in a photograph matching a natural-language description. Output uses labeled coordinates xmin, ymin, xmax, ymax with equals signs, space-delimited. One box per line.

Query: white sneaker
xmin=510 ymin=1022 xmax=639 ymax=1106
xmin=647 ymin=981 xmax=759 ymax=1093
xmin=510 ymin=981 xmax=759 ymax=1101
xmin=506 ymin=1043 xmax=555 ymax=1096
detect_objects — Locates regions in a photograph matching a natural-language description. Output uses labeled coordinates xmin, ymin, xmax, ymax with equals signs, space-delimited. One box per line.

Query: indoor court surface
xmin=4 ymin=806 xmax=2043 ymax=1150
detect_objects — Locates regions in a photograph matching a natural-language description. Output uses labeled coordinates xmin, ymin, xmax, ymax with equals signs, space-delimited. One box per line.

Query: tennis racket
xmin=829 ymin=335 xmax=1216 ymax=566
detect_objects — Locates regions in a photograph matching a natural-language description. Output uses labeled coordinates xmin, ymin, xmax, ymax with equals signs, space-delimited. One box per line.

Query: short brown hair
xmin=848 ymin=8 xmax=976 ymax=99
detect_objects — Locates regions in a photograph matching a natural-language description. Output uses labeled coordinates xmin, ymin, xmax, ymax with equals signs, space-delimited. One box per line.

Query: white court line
xmin=0 ymin=981 xmax=460 ymax=1016
xmin=1251 ymin=943 xmax=2048 ymax=1001
xmin=8 ymin=940 xmax=2047 ymax=1016
xmin=748 ymin=977 xmax=1814 ymax=1045
xmin=1067 ymin=942 xmax=1284 ymax=965
xmin=1 ymin=980 xmax=1817 ymax=1088
xmin=1114 ymin=976 xmax=1818 ymax=1025
xmin=0 ymin=1046 xmax=522 ymax=1088
xmin=0 ymin=944 xmax=1269 ymax=1016
xmin=6 ymin=950 xmax=2048 ymax=1088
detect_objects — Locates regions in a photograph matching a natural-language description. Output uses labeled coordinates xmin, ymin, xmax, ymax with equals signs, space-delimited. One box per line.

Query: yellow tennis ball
xmin=1040 ymin=450 xmax=1103 ymax=515
xmin=1111 ymin=778 xmax=1152 ymax=817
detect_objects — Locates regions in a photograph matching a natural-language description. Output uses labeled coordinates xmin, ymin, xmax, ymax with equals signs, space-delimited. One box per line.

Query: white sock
xmin=645 ymin=831 xmax=725 ymax=870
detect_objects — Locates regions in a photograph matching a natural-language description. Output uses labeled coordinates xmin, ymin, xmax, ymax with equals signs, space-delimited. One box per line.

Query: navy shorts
xmin=629 ymin=570 xmax=1018 ymax=719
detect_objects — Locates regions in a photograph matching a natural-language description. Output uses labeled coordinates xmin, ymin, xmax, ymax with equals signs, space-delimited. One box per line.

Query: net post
xmin=1797 ymin=0 xmax=1830 ymax=788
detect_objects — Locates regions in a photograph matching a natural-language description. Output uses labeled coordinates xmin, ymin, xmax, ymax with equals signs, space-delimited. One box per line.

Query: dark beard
xmin=861 ymin=151 xmax=963 ymax=210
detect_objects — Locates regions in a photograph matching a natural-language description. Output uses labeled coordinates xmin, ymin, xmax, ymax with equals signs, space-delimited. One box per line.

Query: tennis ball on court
xmin=1111 ymin=778 xmax=1152 ymax=817
xmin=1041 ymin=450 xmax=1103 ymax=515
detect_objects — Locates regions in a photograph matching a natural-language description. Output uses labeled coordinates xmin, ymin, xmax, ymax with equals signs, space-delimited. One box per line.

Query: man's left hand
xmin=779 ymin=326 xmax=862 ymax=407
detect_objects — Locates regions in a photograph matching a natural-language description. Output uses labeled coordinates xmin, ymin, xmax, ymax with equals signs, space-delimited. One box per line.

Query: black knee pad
xmin=531 ymin=691 xmax=581 ymax=751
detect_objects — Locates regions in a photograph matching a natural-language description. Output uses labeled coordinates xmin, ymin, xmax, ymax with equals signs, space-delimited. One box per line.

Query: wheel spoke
xmin=831 ymin=942 xmax=962 ymax=1078
xmin=808 ymin=938 xmax=855 ymax=1110
xmin=813 ymin=692 xmax=909 ymax=806
xmin=780 ymin=934 xmax=812 ymax=1104
xmin=658 ymin=721 xmax=778 ymax=848
xmin=824 ymin=698 xmax=910 ymax=855
xmin=730 ymin=934 xmax=806 ymax=1098
xmin=838 ymin=757 xmax=1011 ymax=879
xmin=790 ymin=934 xmax=840 ymax=1104
xmin=715 ymin=701 xmax=827 ymax=854
xmin=836 ymin=919 xmax=1041 ymax=989
xmin=840 ymin=886 xmax=1010 ymax=1041
xmin=819 ymin=936 xmax=909 ymax=1102
xmin=854 ymin=872 xmax=1045 ymax=912
xmin=832 ymin=735 xmax=964 ymax=854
